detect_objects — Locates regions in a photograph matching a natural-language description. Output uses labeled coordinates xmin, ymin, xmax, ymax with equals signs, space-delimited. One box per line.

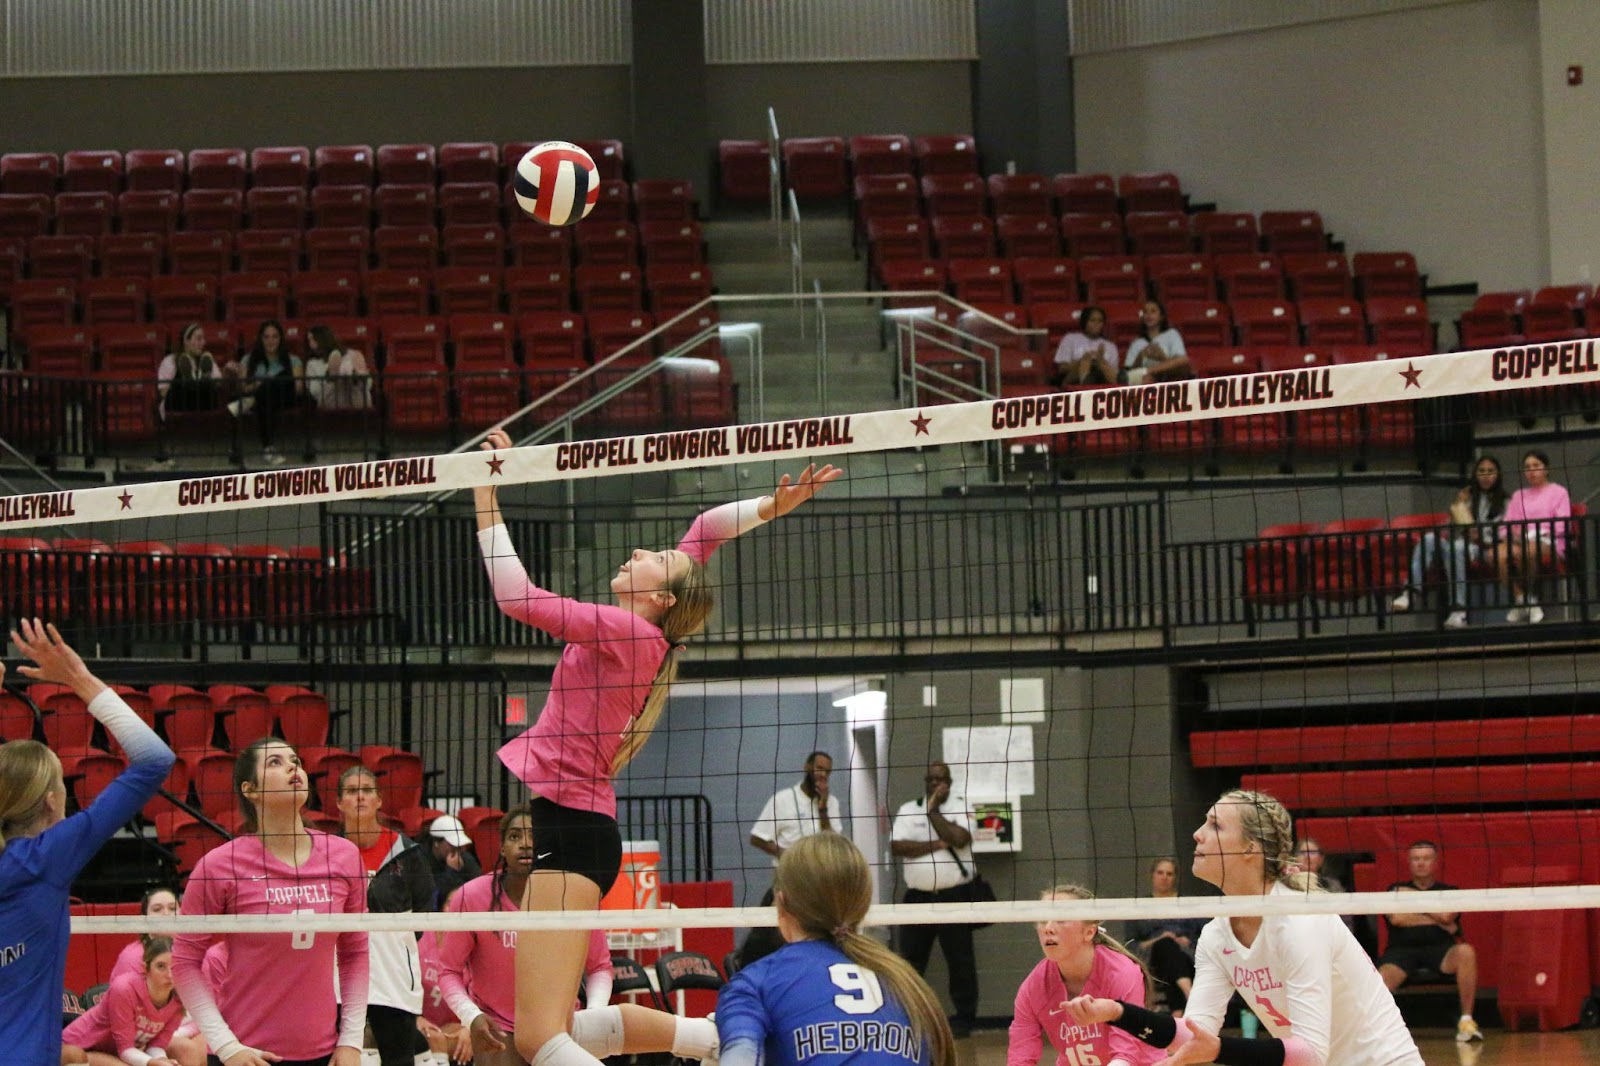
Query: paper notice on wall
xmin=1000 ymin=677 xmax=1045 ymax=723
xmin=942 ymin=725 xmax=1034 ymax=797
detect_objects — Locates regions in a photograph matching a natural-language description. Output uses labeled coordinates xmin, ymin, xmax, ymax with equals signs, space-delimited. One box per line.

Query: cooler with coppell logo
xmin=600 ymin=840 xmax=662 ymax=935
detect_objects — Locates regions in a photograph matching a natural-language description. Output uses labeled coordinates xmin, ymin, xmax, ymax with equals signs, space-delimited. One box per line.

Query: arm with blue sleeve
xmin=714 ymin=972 xmax=770 ymax=1066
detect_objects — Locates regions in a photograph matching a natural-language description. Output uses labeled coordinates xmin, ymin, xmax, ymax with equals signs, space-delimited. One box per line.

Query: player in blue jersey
xmin=0 ymin=620 xmax=175 ymax=1066
xmin=716 ymin=832 xmax=954 ymax=1066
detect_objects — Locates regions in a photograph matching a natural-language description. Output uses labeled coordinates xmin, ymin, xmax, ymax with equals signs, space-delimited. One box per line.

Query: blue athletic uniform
xmin=0 ymin=691 xmax=173 ymax=1066
xmin=717 ymin=940 xmax=932 ymax=1066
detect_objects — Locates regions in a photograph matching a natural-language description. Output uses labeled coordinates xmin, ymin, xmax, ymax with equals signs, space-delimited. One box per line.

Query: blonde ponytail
xmin=0 ymin=740 xmax=64 ymax=854
xmin=1219 ymin=789 xmax=1323 ymax=893
xmin=612 ymin=556 xmax=713 ymax=774
xmin=775 ymin=834 xmax=954 ymax=1066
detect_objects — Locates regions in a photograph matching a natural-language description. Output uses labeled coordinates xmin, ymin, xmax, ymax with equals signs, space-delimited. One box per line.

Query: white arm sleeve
xmin=88 ymin=688 xmax=170 ymax=765
xmin=585 ymin=969 xmax=614 ymax=1009
xmin=1181 ymin=926 xmax=1236 ymax=1036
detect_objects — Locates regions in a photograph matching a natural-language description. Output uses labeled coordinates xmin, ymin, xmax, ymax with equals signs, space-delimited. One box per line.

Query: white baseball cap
xmin=429 ymin=814 xmax=471 ymax=849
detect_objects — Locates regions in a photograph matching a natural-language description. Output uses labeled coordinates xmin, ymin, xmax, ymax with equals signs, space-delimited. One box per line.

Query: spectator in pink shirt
xmin=1493 ymin=449 xmax=1573 ymax=624
xmin=62 ymin=936 xmax=196 ymax=1066
xmin=171 ymin=738 xmax=369 ymax=1066
xmin=472 ymin=427 xmax=839 ymax=1066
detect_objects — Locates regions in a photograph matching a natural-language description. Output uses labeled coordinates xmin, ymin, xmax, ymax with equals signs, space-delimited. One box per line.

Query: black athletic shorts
xmin=1378 ymin=942 xmax=1452 ymax=977
xmin=529 ymin=795 xmax=623 ymax=895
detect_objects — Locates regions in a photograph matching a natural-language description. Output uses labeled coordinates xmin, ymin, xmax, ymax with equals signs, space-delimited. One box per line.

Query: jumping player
xmin=61 ymin=936 xmax=195 ymax=1066
xmin=1065 ymin=789 xmax=1422 ymax=1066
xmin=715 ymin=832 xmax=953 ymax=1066
xmin=1009 ymin=885 xmax=1162 ymax=1066
xmin=0 ymin=620 xmax=176 ymax=1066
xmin=472 ymin=426 xmax=840 ymax=1066
xmin=171 ymin=738 xmax=369 ymax=1066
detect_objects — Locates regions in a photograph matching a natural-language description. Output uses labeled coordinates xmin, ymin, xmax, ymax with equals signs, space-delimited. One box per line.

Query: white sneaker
xmin=1506 ymin=605 xmax=1527 ymax=623
xmin=262 ymin=449 xmax=285 ymax=466
xmin=1391 ymin=590 xmax=1412 ymax=611
xmin=1444 ymin=611 xmax=1468 ymax=629
xmin=1527 ymin=603 xmax=1545 ymax=624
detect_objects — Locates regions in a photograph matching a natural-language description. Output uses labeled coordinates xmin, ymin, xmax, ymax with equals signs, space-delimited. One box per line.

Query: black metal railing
xmin=617 ymin=794 xmax=715 ymax=883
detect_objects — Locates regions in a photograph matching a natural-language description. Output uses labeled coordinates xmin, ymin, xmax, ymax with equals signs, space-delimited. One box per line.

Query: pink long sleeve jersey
xmin=1008 ymin=947 xmax=1163 ymax=1066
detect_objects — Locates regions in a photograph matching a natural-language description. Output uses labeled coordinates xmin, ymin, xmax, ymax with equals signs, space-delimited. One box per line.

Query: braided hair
xmin=489 ymin=804 xmax=535 ymax=913
xmin=1218 ymin=789 xmax=1321 ymax=893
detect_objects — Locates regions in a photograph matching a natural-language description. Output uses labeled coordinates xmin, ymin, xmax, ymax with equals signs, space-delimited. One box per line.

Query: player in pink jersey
xmin=1493 ymin=448 xmax=1573 ymax=623
xmin=419 ymin=888 xmax=469 ymax=1062
xmin=62 ymin=936 xmax=195 ymax=1066
xmin=472 ymin=426 xmax=840 ymax=1066
xmin=1065 ymin=789 xmax=1422 ymax=1066
xmin=109 ymin=886 xmax=183 ymax=984
xmin=1009 ymin=885 xmax=1162 ymax=1066
xmin=171 ymin=738 xmax=369 ymax=1066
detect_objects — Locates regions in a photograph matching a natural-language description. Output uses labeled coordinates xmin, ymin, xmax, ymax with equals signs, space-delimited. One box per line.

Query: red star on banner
xmin=1399 ymin=362 xmax=1423 ymax=389
xmin=486 ymin=454 xmax=505 ymax=475
xmin=910 ymin=411 xmax=932 ymax=436
xmin=118 ymin=489 xmax=133 ymax=510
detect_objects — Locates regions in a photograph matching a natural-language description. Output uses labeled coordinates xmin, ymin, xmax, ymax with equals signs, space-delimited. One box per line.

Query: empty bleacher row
xmin=1458 ymin=285 xmax=1596 ymax=348
xmin=1188 ymin=714 xmax=1600 ymax=997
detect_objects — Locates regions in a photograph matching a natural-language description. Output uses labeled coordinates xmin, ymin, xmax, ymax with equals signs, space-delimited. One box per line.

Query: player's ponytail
xmin=612 ymin=557 xmax=713 ymax=774
xmin=0 ymin=740 xmax=64 ymax=855
xmin=1220 ymin=788 xmax=1322 ymax=893
xmin=774 ymin=833 xmax=955 ymax=1066
xmin=1044 ymin=884 xmax=1155 ymax=1004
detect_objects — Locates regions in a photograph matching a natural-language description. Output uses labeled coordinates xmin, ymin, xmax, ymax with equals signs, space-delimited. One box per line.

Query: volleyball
xmin=514 ymin=140 xmax=600 ymax=226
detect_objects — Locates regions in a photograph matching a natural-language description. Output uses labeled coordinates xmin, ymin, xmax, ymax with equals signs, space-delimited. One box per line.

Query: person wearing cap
xmin=418 ymin=814 xmax=482 ymax=906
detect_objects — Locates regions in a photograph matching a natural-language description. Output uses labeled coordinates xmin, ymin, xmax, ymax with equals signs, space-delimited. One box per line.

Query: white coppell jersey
xmin=1185 ymin=883 xmax=1423 ymax=1066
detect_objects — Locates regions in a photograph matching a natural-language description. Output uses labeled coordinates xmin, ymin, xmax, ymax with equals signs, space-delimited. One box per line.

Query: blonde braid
xmin=1220 ymin=789 xmax=1321 ymax=893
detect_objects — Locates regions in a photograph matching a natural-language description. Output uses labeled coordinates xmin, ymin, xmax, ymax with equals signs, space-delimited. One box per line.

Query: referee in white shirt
xmin=739 ymin=750 xmax=842 ymax=966
xmin=890 ymin=759 xmax=979 ymax=1036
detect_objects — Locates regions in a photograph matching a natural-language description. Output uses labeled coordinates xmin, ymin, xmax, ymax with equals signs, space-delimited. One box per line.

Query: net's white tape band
xmin=71 ymin=884 xmax=1600 ymax=934
xmin=4 ymin=340 xmax=1596 ymax=530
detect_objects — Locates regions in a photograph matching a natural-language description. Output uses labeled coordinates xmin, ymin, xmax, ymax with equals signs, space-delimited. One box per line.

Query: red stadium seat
xmin=849 ymin=135 xmax=913 ymax=178
xmin=575 ymin=221 xmax=640 ymax=267
xmin=2 ymin=152 xmax=59 ymax=195
xmin=79 ymin=277 xmax=148 ymax=326
xmin=439 ymin=182 xmax=500 ymax=227
xmin=508 ymin=222 xmax=570 ymax=269
xmin=246 ymin=187 xmax=307 ymax=230
xmin=62 ymin=150 xmax=123 ymax=194
xmin=1077 ymin=256 xmax=1145 ymax=304
xmin=946 ymin=259 xmax=1013 ymax=306
xmin=1027 ymin=302 xmax=1085 ymax=346
xmin=647 ymin=264 xmax=713 ymax=315
xmin=574 ymin=264 xmax=644 ymax=313
xmin=117 ymin=190 xmax=179 ymax=235
xmin=781 ymin=137 xmax=849 ymax=200
xmin=166 ymin=231 xmax=232 ymax=276
xmin=93 ymin=369 xmax=159 ymax=443
xmin=1215 ymin=253 xmax=1284 ymax=300
xmin=995 ymin=215 xmax=1059 ymax=259
xmin=310 ymin=185 xmax=371 ymax=229
xmin=1353 ymin=252 xmax=1421 ymax=298
xmin=187 ymin=148 xmax=246 ymax=191
xmin=0 ymin=193 xmax=50 ymax=238
xmin=920 ymin=174 xmax=985 ymax=218
xmin=1282 ymin=252 xmax=1352 ymax=300
xmin=434 ymin=266 xmax=501 ymax=316
xmin=1124 ymin=211 xmax=1190 ymax=256
xmin=587 ymin=310 xmax=656 ymax=361
xmin=865 ymin=216 xmax=930 ymax=277
xmin=1458 ymin=290 xmax=1531 ymax=352
xmin=437 ymin=222 xmax=505 ymax=273
xmin=854 ymin=175 xmax=920 ymax=236
xmin=235 ymin=230 xmax=301 ymax=274
xmin=584 ymin=179 xmax=631 ymax=224
xmin=519 ymin=311 xmax=587 ymax=366
xmin=438 ymin=142 xmax=500 ymax=185
xmin=1523 ymin=284 xmax=1592 ymax=341
xmin=639 ymin=220 xmax=705 ymax=267
xmin=380 ymin=315 xmax=447 ymax=365
xmin=931 ymin=216 xmax=995 ymax=260
xmin=374 ymin=183 xmax=436 ymax=228
xmin=717 ymin=140 xmax=771 ymax=203
xmin=267 ymin=686 xmax=330 ymax=749
xmin=1146 ymin=254 xmax=1216 ymax=303
xmin=364 ymin=269 xmax=431 ymax=317
xmin=250 ymin=146 xmax=311 ymax=189
xmin=504 ymin=266 xmax=570 ymax=315
xmin=1059 ymin=213 xmax=1123 ymax=259
xmin=374 ymin=225 xmax=439 ymax=270
xmin=633 ymin=179 xmax=696 ymax=223
xmin=8 ymin=279 xmax=75 ymax=338
xmin=96 ymin=323 xmax=165 ymax=373
xmin=1191 ymin=212 xmax=1258 ymax=255
xmin=304 ymin=227 xmax=370 ymax=273
xmin=27 ymin=235 xmax=94 ymax=280
xmin=985 ymin=174 xmax=1051 ymax=218
xmin=1298 ymin=298 xmax=1368 ymax=346
xmin=914 ymin=136 xmax=979 ymax=176
xmin=24 ymin=325 xmax=92 ymax=375
xmin=574 ymin=140 xmax=625 ymax=182
xmin=123 ymin=149 xmax=184 ymax=193
xmin=208 ymin=684 xmax=276 ymax=749
xmin=1118 ymin=172 xmax=1184 ymax=213
xmin=293 ymin=270 xmax=362 ymax=319
xmin=1365 ymin=296 xmax=1432 ymax=354
xmin=1259 ymin=211 xmax=1325 ymax=254
xmin=1242 ymin=522 xmax=1317 ymax=612
xmin=53 ymin=192 xmax=114 ymax=237
xmin=376 ymin=144 xmax=436 ymax=186
xmin=97 ymin=234 xmax=163 ymax=278
xmin=1232 ymin=299 xmax=1299 ymax=345
xmin=379 ymin=365 xmax=450 ymax=432
xmin=220 ymin=272 xmax=289 ymax=322
xmin=878 ymin=259 xmax=946 ymax=306
xmin=1052 ymin=173 xmax=1116 ymax=215
xmin=1013 ymin=258 xmax=1078 ymax=305
xmin=1166 ymin=300 xmax=1232 ymax=348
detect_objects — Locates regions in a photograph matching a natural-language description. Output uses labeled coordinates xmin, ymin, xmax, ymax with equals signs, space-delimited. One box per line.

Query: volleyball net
xmin=5 ymin=334 xmax=1600 ymax=1009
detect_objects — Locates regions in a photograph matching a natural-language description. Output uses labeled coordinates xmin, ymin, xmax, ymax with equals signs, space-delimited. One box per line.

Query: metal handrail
xmin=767 ymin=106 xmax=783 ymax=237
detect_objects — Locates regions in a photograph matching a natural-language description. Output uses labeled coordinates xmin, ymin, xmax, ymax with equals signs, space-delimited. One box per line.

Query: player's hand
xmin=1165 ymin=1018 xmax=1220 ymax=1064
xmin=10 ymin=619 xmax=96 ymax=693
xmin=223 ymin=1047 xmax=282 ymax=1066
xmin=1456 ymin=486 xmax=1472 ymax=504
xmin=471 ymin=1014 xmax=509 ymax=1053
xmin=767 ymin=463 xmax=843 ymax=519
xmin=451 ymin=1025 xmax=475 ymax=1063
xmin=1064 ymin=995 xmax=1122 ymax=1026
xmin=329 ymin=1048 xmax=361 ymax=1066
xmin=928 ymin=779 xmax=951 ymax=808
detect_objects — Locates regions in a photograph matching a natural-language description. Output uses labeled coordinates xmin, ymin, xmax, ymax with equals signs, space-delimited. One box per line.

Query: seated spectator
xmin=1494 ymin=449 xmax=1572 ymax=624
xmin=1124 ymin=856 xmax=1204 ymax=1016
xmin=1378 ymin=841 xmax=1481 ymax=1044
xmin=416 ymin=814 xmax=482 ymax=905
xmin=156 ymin=323 xmax=221 ymax=420
xmin=1050 ymin=305 xmax=1120 ymax=386
xmin=1392 ymin=455 xmax=1507 ymax=629
xmin=1122 ymin=299 xmax=1193 ymax=384
xmin=305 ymin=324 xmax=372 ymax=411
xmin=228 ymin=319 xmax=304 ymax=467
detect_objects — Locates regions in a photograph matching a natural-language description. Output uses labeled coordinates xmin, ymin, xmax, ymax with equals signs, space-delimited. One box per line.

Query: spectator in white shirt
xmin=1051 ymin=306 xmax=1120 ymax=386
xmin=739 ymin=751 xmax=842 ymax=967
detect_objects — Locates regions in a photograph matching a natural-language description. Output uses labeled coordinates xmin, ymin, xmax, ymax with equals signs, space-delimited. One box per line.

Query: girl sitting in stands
xmin=1392 ymin=454 xmax=1506 ymax=629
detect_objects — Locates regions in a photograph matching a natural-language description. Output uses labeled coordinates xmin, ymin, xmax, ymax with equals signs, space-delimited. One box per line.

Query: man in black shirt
xmin=1378 ymin=840 xmax=1482 ymax=1043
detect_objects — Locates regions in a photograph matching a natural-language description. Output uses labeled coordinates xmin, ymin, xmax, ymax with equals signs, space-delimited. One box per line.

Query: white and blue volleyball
xmin=514 ymin=141 xmax=600 ymax=226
